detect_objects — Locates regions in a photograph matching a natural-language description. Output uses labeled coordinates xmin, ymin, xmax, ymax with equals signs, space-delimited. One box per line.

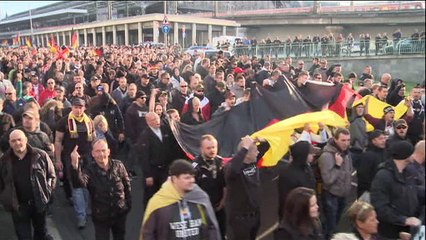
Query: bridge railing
xmin=225 ymin=39 xmax=425 ymax=59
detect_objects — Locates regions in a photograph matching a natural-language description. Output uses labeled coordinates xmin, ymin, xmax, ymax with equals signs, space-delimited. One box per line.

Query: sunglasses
xmin=396 ymin=125 xmax=407 ymax=130
xmin=5 ymin=93 xmax=13 ymax=95
xmin=180 ymin=85 xmax=188 ymax=88
xmin=75 ymin=87 xmax=82 ymax=89
xmin=315 ymin=77 xmax=321 ymax=80
xmin=48 ymin=82 xmax=55 ymax=84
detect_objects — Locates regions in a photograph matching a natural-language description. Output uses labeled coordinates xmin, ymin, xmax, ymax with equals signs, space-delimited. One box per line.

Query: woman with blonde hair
xmin=93 ymin=115 xmax=118 ymax=157
xmin=346 ymin=201 xmax=381 ymax=240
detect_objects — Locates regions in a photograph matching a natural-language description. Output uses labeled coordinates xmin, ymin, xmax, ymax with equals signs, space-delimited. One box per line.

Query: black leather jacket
xmin=0 ymin=145 xmax=56 ymax=212
xmin=71 ymin=159 xmax=131 ymax=221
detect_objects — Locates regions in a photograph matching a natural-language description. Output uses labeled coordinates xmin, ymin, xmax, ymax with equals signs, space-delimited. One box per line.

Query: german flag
xmin=26 ymin=37 xmax=33 ymax=48
xmin=71 ymin=29 xmax=78 ymax=49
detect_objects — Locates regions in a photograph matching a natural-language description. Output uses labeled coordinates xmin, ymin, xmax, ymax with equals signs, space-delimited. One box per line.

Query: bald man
xmin=406 ymin=140 xmax=425 ymax=205
xmin=0 ymin=129 xmax=56 ymax=240
xmin=137 ymin=112 xmax=179 ymax=206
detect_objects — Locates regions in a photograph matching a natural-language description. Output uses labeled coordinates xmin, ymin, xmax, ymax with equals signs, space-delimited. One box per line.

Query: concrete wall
xmin=297 ymin=55 xmax=425 ymax=84
xmin=246 ymin=24 xmax=425 ymax=41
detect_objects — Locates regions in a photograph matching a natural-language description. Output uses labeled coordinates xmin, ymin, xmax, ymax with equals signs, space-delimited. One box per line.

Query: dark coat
xmin=137 ymin=125 xmax=178 ymax=178
xmin=89 ymin=93 xmax=125 ymax=138
xmin=357 ymin=144 xmax=386 ymax=197
xmin=71 ymin=159 xmax=131 ymax=221
xmin=370 ymin=160 xmax=420 ymax=239
xmin=0 ymin=145 xmax=56 ymax=212
xmin=274 ymin=221 xmax=324 ymax=240
xmin=278 ymin=141 xmax=316 ymax=219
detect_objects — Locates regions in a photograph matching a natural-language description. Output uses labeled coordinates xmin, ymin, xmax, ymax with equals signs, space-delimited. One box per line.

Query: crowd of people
xmin=229 ymin=28 xmax=426 ymax=58
xmin=0 ymin=40 xmax=424 ymax=240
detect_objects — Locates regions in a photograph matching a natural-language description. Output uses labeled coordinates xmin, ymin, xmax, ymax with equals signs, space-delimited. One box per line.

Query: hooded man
xmin=277 ymin=141 xmax=318 ymax=221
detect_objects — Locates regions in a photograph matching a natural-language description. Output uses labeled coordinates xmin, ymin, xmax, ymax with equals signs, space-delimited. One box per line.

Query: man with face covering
xmin=277 ymin=141 xmax=318 ymax=221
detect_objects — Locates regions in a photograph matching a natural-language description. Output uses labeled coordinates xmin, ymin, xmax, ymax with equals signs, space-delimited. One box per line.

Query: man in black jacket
xmin=278 ymin=141 xmax=318 ymax=221
xmin=225 ymin=135 xmax=269 ymax=240
xmin=193 ymin=135 xmax=226 ymax=238
xmin=357 ymin=130 xmax=387 ymax=197
xmin=0 ymin=129 xmax=56 ymax=240
xmin=371 ymin=141 xmax=421 ymax=239
xmin=71 ymin=139 xmax=131 ymax=240
xmin=137 ymin=112 xmax=179 ymax=206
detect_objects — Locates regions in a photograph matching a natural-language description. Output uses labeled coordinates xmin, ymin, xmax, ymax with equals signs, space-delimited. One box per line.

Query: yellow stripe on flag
xmin=251 ymin=110 xmax=347 ymax=167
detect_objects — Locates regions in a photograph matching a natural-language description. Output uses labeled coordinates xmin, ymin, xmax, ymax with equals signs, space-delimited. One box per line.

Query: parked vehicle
xmin=204 ymin=49 xmax=233 ymax=59
xmin=185 ymin=45 xmax=214 ymax=56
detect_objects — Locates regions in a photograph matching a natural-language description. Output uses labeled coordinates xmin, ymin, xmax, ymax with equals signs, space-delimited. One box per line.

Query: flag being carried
xmin=25 ymin=37 xmax=33 ymax=48
xmin=71 ymin=29 xmax=78 ymax=49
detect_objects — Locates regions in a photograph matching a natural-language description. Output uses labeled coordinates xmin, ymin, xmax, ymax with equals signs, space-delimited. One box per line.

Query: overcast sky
xmin=0 ymin=1 xmax=60 ymax=19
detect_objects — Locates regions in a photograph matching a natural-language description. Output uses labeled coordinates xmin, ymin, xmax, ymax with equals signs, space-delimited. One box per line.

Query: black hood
xmin=290 ymin=141 xmax=311 ymax=167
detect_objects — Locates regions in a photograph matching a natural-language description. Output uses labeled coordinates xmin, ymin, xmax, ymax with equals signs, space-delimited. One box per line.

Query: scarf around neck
xmin=67 ymin=112 xmax=93 ymax=140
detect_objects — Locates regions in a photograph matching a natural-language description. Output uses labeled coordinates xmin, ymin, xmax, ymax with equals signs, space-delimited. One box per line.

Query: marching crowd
xmin=0 ymin=41 xmax=424 ymax=240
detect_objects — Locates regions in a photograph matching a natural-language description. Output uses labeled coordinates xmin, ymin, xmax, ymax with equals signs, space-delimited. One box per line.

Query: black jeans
xmin=228 ymin=212 xmax=260 ymax=240
xmin=11 ymin=202 xmax=49 ymax=240
xmin=93 ymin=214 xmax=127 ymax=240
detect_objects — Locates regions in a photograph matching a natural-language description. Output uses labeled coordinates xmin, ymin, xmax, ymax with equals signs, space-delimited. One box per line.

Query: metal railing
xmin=227 ymin=40 xmax=425 ymax=59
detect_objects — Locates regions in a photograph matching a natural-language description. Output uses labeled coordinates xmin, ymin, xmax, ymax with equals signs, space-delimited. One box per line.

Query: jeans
xmin=11 ymin=203 xmax=49 ymax=240
xmin=73 ymin=187 xmax=90 ymax=221
xmin=93 ymin=213 xmax=127 ymax=240
xmin=322 ymin=190 xmax=346 ymax=239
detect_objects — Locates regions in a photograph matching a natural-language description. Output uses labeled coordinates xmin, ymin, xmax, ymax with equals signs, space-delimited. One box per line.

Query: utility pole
xmin=164 ymin=1 xmax=167 ymax=14
xmin=214 ymin=1 xmax=218 ymax=18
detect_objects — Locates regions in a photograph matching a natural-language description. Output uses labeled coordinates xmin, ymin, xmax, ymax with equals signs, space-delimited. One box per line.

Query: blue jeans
xmin=72 ymin=187 xmax=90 ymax=221
xmin=322 ymin=190 xmax=346 ymax=239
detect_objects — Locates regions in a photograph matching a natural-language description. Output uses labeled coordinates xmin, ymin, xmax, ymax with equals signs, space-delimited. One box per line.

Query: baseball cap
xmin=55 ymin=86 xmax=65 ymax=92
xmin=394 ymin=119 xmax=408 ymax=127
xmin=22 ymin=109 xmax=39 ymax=119
xmin=390 ymin=141 xmax=414 ymax=160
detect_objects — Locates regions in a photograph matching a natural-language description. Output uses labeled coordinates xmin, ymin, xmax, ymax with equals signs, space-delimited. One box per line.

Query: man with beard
xmin=182 ymin=84 xmax=212 ymax=121
xmin=196 ymin=58 xmax=210 ymax=80
xmin=192 ymin=135 xmax=227 ymax=239
xmin=212 ymin=91 xmax=236 ymax=117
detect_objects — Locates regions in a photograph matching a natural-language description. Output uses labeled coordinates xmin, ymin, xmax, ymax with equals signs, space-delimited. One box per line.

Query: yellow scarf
xmin=140 ymin=180 xmax=181 ymax=240
xmin=67 ymin=112 xmax=93 ymax=141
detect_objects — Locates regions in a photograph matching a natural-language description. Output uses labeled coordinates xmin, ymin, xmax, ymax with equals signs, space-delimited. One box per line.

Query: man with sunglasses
xmin=386 ymin=119 xmax=411 ymax=150
xmin=38 ymin=79 xmax=57 ymax=106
